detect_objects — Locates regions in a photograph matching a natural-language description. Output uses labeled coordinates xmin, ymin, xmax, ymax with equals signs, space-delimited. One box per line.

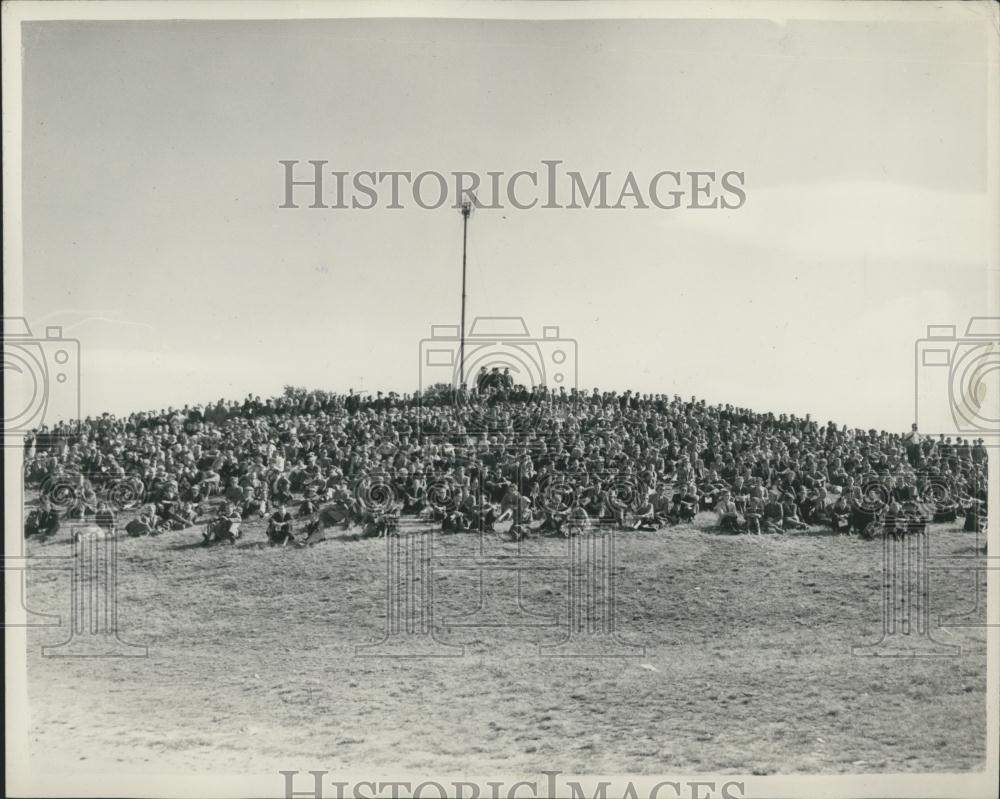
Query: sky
xmin=13 ymin=13 xmax=998 ymax=432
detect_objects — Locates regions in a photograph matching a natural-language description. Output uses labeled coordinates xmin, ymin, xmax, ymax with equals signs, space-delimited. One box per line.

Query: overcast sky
xmin=16 ymin=13 xmax=997 ymax=431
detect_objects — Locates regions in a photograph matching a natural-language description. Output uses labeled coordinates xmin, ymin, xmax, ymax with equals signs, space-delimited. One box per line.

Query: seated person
xmin=298 ymin=484 xmax=322 ymax=517
xmin=403 ymin=475 xmax=428 ymax=514
xmin=744 ymin=495 xmax=766 ymax=534
xmin=354 ymin=482 xmax=402 ymax=537
xmin=670 ymin=483 xmax=699 ymax=524
xmin=829 ymin=467 xmax=849 ymax=489
xmin=25 ymin=497 xmax=60 ymax=538
xmin=564 ymin=503 xmax=590 ymax=535
xmin=497 ymin=484 xmax=519 ymax=523
xmin=781 ymin=493 xmax=808 ymax=530
xmin=112 ymin=471 xmax=146 ymax=509
xmin=267 ymin=504 xmax=295 ymax=546
xmin=632 ymin=494 xmax=660 ymax=531
xmin=598 ymin=486 xmax=628 ymax=529
xmin=365 ymin=507 xmax=400 ymax=538
xmin=224 ymin=476 xmax=244 ymax=503
xmin=931 ymin=489 xmax=959 ymax=523
xmin=850 ymin=487 xmax=881 ymax=534
xmin=902 ymin=501 xmax=928 ymax=535
xmin=715 ymin=490 xmax=742 ymax=533
xmin=155 ymin=494 xmax=198 ymax=530
xmin=829 ymin=494 xmax=852 ymax=533
xmin=170 ymin=501 xmax=199 ymax=529
xmin=503 ymin=490 xmax=535 ymax=539
xmin=203 ymin=503 xmax=241 ymax=544
xmin=329 ymin=483 xmax=357 ymax=524
xmin=698 ymin=473 xmax=726 ymax=511
xmin=463 ymin=490 xmax=499 ymax=532
xmin=892 ymin=476 xmax=918 ymax=503
xmin=317 ymin=498 xmax=351 ymax=529
xmin=271 ymin=472 xmax=293 ymax=504
xmin=763 ymin=493 xmax=785 ymax=533
xmin=240 ymin=486 xmax=267 ymax=519
xmin=652 ymin=486 xmax=674 ymax=527
xmin=147 ymin=472 xmax=173 ymax=502
xmin=883 ymin=500 xmax=908 ymax=536
xmin=298 ymin=464 xmax=325 ymax=494
xmin=963 ymin=497 xmax=987 ymax=533
xmin=313 ymin=477 xmax=335 ymax=504
xmin=424 ymin=479 xmax=455 ymax=522
xmin=125 ymin=505 xmax=160 ymax=537
xmin=794 ymin=486 xmax=818 ymax=525
xmin=68 ymin=482 xmax=100 ymax=520
xmin=300 ymin=515 xmax=323 ymax=540
xmin=730 ymin=477 xmax=751 ymax=513
xmin=810 ymin=486 xmax=831 ymax=524
xmin=288 ymin=462 xmax=311 ymax=492
xmin=442 ymin=505 xmax=470 ymax=533
xmin=538 ymin=505 xmax=572 ymax=535
xmin=197 ymin=468 xmax=222 ymax=499
xmin=156 ymin=487 xmax=181 ymax=522
xmin=94 ymin=501 xmax=116 ymax=532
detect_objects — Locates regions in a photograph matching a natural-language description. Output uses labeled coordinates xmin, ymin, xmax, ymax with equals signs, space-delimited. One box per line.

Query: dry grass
xmin=24 ymin=511 xmax=988 ymax=776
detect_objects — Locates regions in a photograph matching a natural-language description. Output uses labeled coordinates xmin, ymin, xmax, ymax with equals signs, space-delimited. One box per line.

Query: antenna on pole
xmin=459 ymin=195 xmax=474 ymax=387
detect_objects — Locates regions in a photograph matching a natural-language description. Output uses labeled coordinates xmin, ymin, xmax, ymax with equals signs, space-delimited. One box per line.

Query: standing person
xmin=475 ymin=366 xmax=490 ymax=393
xmin=487 ymin=367 xmax=502 ymax=392
xmin=971 ymin=438 xmax=987 ymax=465
xmin=501 ymin=367 xmax=514 ymax=392
xmin=902 ymin=423 xmax=923 ymax=466
xmin=345 ymin=389 xmax=361 ymax=415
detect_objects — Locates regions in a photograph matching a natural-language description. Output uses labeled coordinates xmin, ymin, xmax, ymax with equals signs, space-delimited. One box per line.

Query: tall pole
xmin=459 ymin=201 xmax=471 ymax=386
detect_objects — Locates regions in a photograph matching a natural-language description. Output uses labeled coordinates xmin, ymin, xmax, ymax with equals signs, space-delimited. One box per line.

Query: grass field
xmin=23 ymin=510 xmax=989 ymax=778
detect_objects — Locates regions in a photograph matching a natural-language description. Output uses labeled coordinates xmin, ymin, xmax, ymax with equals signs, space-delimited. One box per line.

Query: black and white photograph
xmin=3 ymin=2 xmax=998 ymax=797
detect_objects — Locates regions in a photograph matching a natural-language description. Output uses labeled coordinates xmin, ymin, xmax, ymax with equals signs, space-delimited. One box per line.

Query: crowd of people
xmin=22 ymin=379 xmax=989 ymax=546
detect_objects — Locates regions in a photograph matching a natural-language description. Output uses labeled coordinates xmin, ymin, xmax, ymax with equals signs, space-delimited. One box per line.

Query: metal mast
xmin=459 ymin=200 xmax=471 ymax=386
